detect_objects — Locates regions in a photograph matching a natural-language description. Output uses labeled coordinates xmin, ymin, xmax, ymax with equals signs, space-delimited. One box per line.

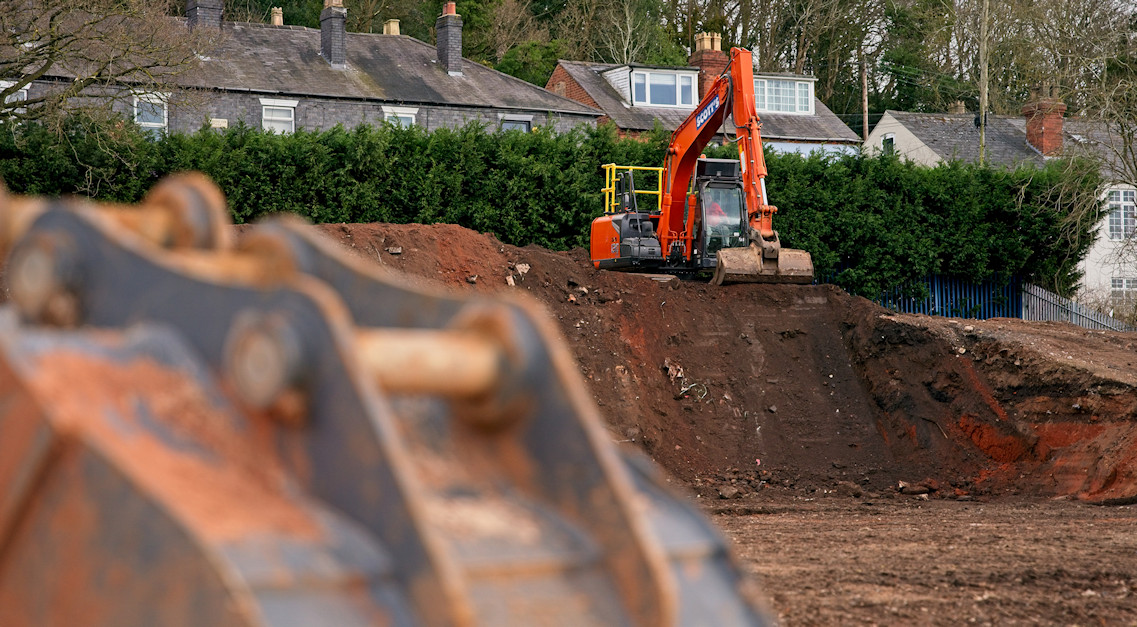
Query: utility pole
xmin=860 ymin=46 xmax=869 ymax=142
xmin=978 ymin=0 xmax=989 ymax=165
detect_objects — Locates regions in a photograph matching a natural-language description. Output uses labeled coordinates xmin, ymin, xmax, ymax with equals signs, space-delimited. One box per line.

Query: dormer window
xmin=632 ymin=71 xmax=695 ymax=107
xmin=755 ymin=78 xmax=813 ymax=114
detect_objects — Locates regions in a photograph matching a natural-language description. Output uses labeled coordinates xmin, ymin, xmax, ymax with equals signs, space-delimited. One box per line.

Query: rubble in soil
xmin=312 ymin=222 xmax=1137 ymax=504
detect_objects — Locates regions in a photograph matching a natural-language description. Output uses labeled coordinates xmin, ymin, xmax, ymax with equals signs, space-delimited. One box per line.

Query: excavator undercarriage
xmin=0 ymin=174 xmax=768 ymax=626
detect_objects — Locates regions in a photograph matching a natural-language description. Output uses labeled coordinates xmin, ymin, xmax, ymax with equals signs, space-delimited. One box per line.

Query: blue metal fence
xmin=875 ymin=275 xmax=1022 ymax=320
xmin=817 ymin=272 xmax=1135 ymax=332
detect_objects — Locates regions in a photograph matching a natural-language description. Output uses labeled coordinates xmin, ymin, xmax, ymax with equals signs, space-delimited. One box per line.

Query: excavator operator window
xmin=702 ymin=186 xmax=746 ymax=255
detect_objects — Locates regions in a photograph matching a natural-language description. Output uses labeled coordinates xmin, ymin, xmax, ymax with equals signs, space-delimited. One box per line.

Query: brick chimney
xmin=1022 ymin=86 xmax=1066 ymax=156
xmin=320 ymin=0 xmax=347 ymax=68
xmin=383 ymin=19 xmax=400 ymax=35
xmin=436 ymin=2 xmax=462 ymax=76
xmin=187 ymin=0 xmax=223 ymax=29
xmin=688 ymin=32 xmax=728 ymax=99
xmin=270 ymin=7 xmax=283 ymax=25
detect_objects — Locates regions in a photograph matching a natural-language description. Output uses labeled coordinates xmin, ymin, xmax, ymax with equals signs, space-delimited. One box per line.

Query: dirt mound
xmin=313 ymin=222 xmax=1137 ymax=502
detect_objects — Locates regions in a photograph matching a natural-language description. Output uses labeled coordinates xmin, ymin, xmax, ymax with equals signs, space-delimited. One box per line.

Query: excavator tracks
xmin=0 ymin=175 xmax=769 ymax=626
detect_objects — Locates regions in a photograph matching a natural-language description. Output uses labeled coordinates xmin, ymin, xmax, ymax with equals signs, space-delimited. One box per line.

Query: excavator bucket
xmin=710 ymin=242 xmax=814 ymax=286
xmin=0 ymin=175 xmax=770 ymax=626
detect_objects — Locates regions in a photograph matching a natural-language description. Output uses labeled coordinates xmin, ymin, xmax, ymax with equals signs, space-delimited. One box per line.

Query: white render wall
xmin=1079 ymin=184 xmax=1137 ymax=306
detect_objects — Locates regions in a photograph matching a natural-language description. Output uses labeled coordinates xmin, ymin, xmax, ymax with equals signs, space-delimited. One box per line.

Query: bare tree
xmin=486 ymin=0 xmax=547 ymax=63
xmin=0 ymin=0 xmax=212 ymax=122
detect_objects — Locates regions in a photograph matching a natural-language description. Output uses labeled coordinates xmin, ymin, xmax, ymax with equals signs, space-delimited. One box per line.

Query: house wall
xmin=766 ymin=140 xmax=858 ymax=156
xmin=864 ymin=113 xmax=940 ymax=165
xmin=95 ymin=86 xmax=595 ymax=134
xmin=601 ymin=67 xmax=631 ymax=102
xmin=1079 ymin=184 xmax=1136 ymax=307
xmin=546 ymin=65 xmax=601 ymax=110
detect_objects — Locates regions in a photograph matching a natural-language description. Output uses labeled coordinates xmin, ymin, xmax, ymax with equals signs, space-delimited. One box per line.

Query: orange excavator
xmin=589 ymin=47 xmax=814 ymax=285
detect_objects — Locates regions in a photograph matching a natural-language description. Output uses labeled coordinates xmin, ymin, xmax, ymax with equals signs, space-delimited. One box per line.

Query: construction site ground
xmin=317 ymin=222 xmax=1137 ymax=625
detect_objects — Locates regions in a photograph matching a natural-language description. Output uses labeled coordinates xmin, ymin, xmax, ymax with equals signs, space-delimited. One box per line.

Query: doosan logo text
xmin=696 ymin=95 xmax=720 ymax=129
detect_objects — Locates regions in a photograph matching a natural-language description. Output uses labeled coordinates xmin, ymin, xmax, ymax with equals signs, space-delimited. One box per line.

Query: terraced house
xmin=9 ymin=0 xmax=599 ymax=135
xmin=546 ymin=33 xmax=861 ymax=155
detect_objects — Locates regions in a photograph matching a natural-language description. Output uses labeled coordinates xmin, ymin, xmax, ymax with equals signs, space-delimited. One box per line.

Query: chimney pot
xmin=320 ymin=0 xmax=347 ymax=68
xmin=443 ymin=1 xmax=456 ymax=15
xmin=383 ymin=18 xmax=400 ymax=35
xmin=436 ymin=4 xmax=463 ymax=75
xmin=949 ymin=100 xmax=965 ymax=114
xmin=688 ymin=31 xmax=728 ymax=99
xmin=187 ymin=0 xmax=223 ymax=29
xmin=270 ymin=7 xmax=283 ymax=25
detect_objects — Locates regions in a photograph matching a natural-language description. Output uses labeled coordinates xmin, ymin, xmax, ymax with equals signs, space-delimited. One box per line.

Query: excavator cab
xmin=700 ymin=184 xmax=747 ymax=258
xmin=694 ymin=159 xmax=748 ymax=266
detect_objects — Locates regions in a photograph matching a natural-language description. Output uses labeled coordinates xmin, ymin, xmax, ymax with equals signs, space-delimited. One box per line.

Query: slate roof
xmin=884 ymin=111 xmax=1044 ymax=167
xmin=555 ymin=60 xmax=860 ymax=144
xmin=180 ymin=21 xmax=598 ymax=115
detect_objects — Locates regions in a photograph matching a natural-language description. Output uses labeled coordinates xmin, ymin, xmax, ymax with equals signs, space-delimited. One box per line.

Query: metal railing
xmin=876 ymin=275 xmax=1022 ymax=320
xmin=817 ymin=273 xmax=1136 ymax=332
xmin=601 ymin=164 xmax=663 ymax=215
xmin=1022 ymin=282 xmax=1137 ymax=332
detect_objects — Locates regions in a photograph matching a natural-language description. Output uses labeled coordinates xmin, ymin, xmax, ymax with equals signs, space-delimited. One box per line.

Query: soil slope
xmin=314 ymin=222 xmax=1137 ymax=502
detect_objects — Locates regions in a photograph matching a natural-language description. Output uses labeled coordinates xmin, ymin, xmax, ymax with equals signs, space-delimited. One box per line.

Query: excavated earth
xmin=316 ymin=222 xmax=1137 ymax=625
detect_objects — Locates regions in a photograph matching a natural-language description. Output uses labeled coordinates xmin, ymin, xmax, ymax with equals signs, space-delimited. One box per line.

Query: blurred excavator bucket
xmin=0 ymin=174 xmax=770 ymax=626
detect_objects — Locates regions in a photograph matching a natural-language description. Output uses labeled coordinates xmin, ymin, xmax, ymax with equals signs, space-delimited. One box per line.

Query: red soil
xmin=314 ymin=222 xmax=1137 ymax=504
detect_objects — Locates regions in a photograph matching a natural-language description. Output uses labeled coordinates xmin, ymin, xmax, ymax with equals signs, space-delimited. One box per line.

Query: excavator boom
xmin=592 ymin=47 xmax=813 ymax=285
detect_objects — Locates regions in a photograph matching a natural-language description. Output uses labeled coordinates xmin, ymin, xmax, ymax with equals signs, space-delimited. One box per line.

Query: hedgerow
xmin=0 ymin=118 xmax=1102 ymax=296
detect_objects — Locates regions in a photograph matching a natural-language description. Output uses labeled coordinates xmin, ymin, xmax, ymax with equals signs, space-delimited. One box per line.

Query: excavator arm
xmin=659 ymin=48 xmax=773 ymax=260
xmin=659 ymin=48 xmax=813 ymax=284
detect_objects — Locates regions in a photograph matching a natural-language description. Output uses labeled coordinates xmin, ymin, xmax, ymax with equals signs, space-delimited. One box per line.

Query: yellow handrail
xmin=601 ymin=164 xmax=664 ymax=215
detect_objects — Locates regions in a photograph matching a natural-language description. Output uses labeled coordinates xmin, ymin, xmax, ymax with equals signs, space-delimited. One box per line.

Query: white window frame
xmin=0 ymin=80 xmax=28 ymax=117
xmin=882 ymin=133 xmax=896 ymax=154
xmin=382 ymin=105 xmax=418 ymax=127
xmin=631 ymin=70 xmax=697 ymax=108
xmin=754 ymin=77 xmax=814 ymax=115
xmin=260 ymin=97 xmax=298 ymax=134
xmin=1106 ymin=188 xmax=1135 ymax=241
xmin=1111 ymin=277 xmax=1137 ymax=310
xmin=499 ymin=113 xmax=533 ymax=133
xmin=133 ymin=92 xmax=169 ymax=135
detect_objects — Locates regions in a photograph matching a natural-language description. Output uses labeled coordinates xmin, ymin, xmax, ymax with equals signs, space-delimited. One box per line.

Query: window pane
xmin=387 ymin=114 xmax=414 ymax=127
xmin=263 ymin=106 xmax=294 ymax=133
xmin=136 ymin=100 xmax=164 ymax=126
xmin=263 ymin=119 xmax=292 ymax=133
xmin=1125 ymin=190 xmax=1136 ymax=203
xmin=1109 ymin=190 xmax=1120 ymax=203
xmin=755 ymin=80 xmax=766 ymax=110
xmin=649 ymin=73 xmax=677 ymax=106
xmin=882 ymin=135 xmax=895 ymax=154
xmin=680 ymin=75 xmax=693 ymax=106
xmin=633 ymin=73 xmax=646 ymax=104
xmin=768 ymin=80 xmax=796 ymax=112
xmin=797 ymin=82 xmax=810 ymax=111
xmin=1110 ymin=205 xmax=1123 ymax=239
xmin=264 ymin=106 xmax=293 ymax=121
xmin=501 ymin=120 xmax=530 ymax=132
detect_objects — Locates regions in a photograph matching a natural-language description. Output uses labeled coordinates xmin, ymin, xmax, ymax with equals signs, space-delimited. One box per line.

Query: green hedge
xmin=0 ymin=118 xmax=1102 ymax=296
